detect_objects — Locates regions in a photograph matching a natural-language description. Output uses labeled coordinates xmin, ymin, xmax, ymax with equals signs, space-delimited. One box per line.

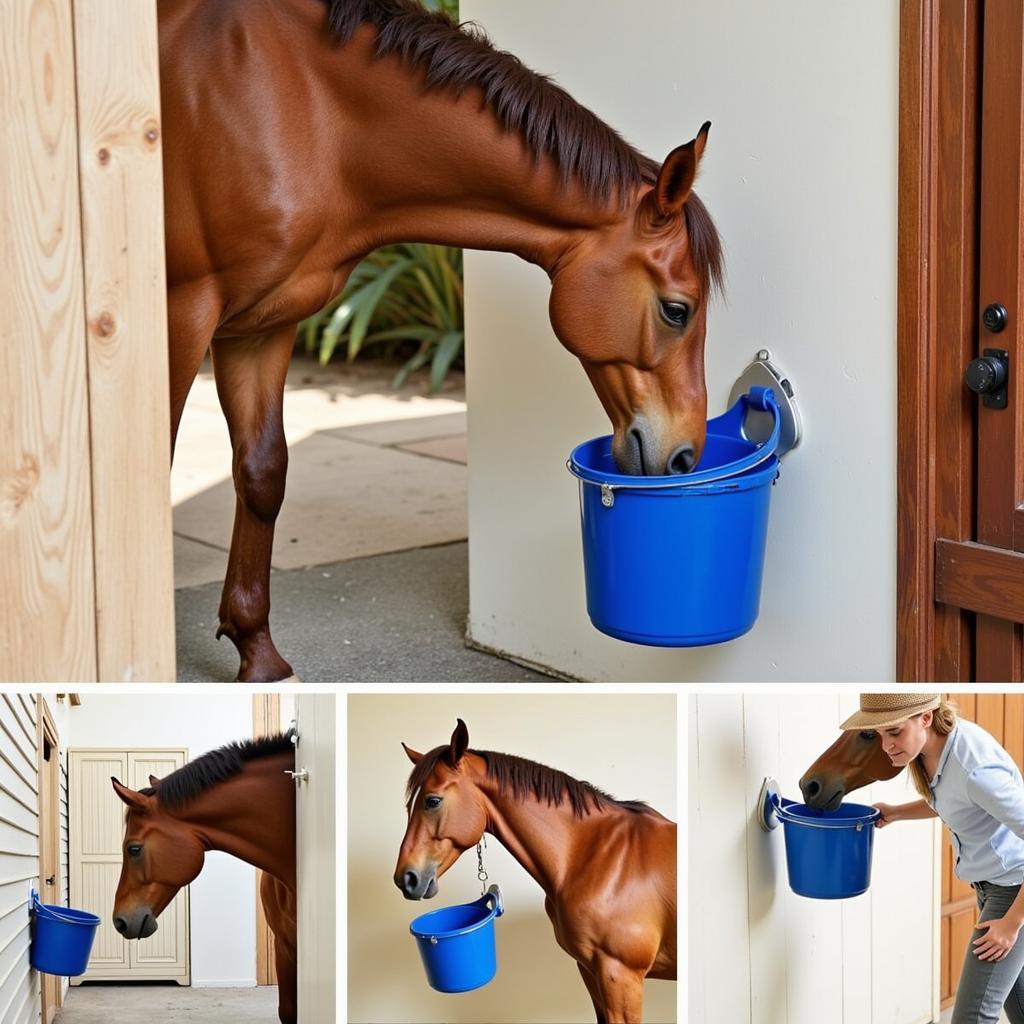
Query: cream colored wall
xmin=347 ymin=693 xmax=677 ymax=1023
xmin=689 ymin=694 xmax=940 ymax=1024
xmin=462 ymin=0 xmax=898 ymax=680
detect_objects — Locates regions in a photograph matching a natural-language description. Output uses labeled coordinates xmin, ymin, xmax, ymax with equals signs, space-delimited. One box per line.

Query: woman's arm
xmin=872 ymin=799 xmax=938 ymax=828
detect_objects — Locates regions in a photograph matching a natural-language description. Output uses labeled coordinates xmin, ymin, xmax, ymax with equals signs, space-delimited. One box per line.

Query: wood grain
xmin=72 ymin=0 xmax=175 ymax=680
xmin=936 ymin=539 xmax=1024 ymax=623
xmin=975 ymin=0 xmax=1024 ymax=679
xmin=0 ymin=0 xmax=97 ymax=681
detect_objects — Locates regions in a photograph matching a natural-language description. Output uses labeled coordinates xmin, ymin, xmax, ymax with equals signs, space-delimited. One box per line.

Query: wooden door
xmin=295 ymin=696 xmax=336 ymax=1022
xmin=900 ymin=0 xmax=1024 ymax=680
xmin=939 ymin=693 xmax=1024 ymax=1007
xmin=37 ymin=702 xmax=61 ymax=1022
xmin=69 ymin=749 xmax=189 ymax=984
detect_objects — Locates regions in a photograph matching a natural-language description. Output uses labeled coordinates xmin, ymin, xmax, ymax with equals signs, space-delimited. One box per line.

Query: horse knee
xmin=233 ymin=433 xmax=288 ymax=521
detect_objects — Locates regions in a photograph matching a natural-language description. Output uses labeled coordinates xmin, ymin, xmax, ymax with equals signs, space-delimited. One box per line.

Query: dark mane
xmin=405 ymin=745 xmax=654 ymax=819
xmin=141 ymin=733 xmax=294 ymax=810
xmin=325 ymin=0 xmax=723 ymax=291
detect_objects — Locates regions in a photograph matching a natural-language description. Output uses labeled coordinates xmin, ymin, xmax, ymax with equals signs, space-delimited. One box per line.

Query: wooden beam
xmin=936 ymin=539 xmax=1024 ymax=622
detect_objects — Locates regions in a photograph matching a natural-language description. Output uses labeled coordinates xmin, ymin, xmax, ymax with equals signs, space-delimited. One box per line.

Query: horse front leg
xmin=576 ymin=961 xmax=608 ymax=1024
xmin=211 ymin=329 xmax=296 ymax=682
xmin=593 ymin=956 xmax=645 ymax=1024
xmin=272 ymin=932 xmax=298 ymax=1024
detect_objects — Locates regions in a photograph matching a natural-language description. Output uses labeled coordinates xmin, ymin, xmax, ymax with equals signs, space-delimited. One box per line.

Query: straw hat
xmin=840 ymin=693 xmax=941 ymax=730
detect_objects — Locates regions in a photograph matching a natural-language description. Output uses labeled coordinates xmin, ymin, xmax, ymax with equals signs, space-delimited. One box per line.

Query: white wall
xmin=689 ymin=694 xmax=939 ymax=1024
xmin=64 ymin=694 xmax=256 ymax=987
xmin=462 ymin=0 xmax=898 ymax=680
xmin=348 ymin=693 xmax=677 ymax=1023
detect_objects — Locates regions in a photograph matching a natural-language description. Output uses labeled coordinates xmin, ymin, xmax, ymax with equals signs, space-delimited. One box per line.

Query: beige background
xmin=348 ymin=693 xmax=677 ymax=1023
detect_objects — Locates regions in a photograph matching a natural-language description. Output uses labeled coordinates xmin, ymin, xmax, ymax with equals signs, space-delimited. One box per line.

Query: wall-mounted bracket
xmin=757 ymin=776 xmax=781 ymax=832
xmin=729 ymin=350 xmax=802 ymax=457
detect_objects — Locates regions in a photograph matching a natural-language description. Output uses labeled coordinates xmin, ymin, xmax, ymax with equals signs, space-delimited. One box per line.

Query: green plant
xmin=301 ymin=243 xmax=464 ymax=391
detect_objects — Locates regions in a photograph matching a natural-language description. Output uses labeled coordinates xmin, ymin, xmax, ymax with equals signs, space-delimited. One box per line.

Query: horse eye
xmin=659 ymin=300 xmax=690 ymax=329
xmin=424 ymin=795 xmax=443 ymax=811
xmin=127 ymin=844 xmax=143 ymax=858
xmin=859 ymin=731 xmax=877 ymax=742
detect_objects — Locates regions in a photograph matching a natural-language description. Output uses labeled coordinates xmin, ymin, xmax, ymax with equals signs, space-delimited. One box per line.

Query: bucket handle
xmin=566 ymin=387 xmax=781 ymax=496
xmin=769 ymin=793 xmax=880 ymax=831
xmin=478 ymin=883 xmax=504 ymax=918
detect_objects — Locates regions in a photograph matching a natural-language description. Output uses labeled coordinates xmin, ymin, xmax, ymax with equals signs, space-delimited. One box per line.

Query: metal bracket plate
xmin=757 ymin=776 xmax=781 ymax=832
xmin=728 ymin=350 xmax=802 ymax=457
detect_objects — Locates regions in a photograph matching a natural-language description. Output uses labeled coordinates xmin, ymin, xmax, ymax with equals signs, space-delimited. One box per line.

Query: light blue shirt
xmin=930 ymin=720 xmax=1024 ymax=886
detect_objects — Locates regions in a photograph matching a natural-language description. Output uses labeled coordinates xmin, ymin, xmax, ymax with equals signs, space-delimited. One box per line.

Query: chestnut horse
xmin=158 ymin=0 xmax=723 ymax=681
xmin=394 ymin=720 xmax=676 ymax=1024
xmin=111 ymin=735 xmax=297 ymax=1024
xmin=799 ymin=727 xmax=902 ymax=811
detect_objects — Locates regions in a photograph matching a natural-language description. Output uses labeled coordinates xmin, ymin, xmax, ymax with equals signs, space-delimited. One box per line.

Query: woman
xmin=843 ymin=693 xmax=1024 ymax=1024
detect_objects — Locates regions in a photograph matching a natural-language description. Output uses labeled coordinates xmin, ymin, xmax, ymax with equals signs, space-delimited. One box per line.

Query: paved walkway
xmin=57 ymin=984 xmax=278 ymax=1023
xmin=173 ymin=357 xmax=553 ymax=681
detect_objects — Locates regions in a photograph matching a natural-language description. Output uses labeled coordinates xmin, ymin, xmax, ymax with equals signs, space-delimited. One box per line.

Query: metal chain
xmin=476 ymin=835 xmax=488 ymax=893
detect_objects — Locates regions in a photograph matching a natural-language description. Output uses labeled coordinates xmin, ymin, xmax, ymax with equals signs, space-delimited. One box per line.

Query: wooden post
xmin=0 ymin=0 xmax=175 ymax=681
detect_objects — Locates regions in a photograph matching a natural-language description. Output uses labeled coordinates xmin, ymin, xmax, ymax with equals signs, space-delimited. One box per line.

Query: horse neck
xmin=329 ymin=25 xmax=634 ymax=273
xmin=474 ymin=773 xmax=614 ymax=899
xmin=169 ymin=753 xmax=296 ymax=889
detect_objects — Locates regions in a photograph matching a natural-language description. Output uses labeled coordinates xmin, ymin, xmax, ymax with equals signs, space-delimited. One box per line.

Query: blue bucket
xmin=31 ymin=894 xmax=100 ymax=976
xmin=409 ymin=887 xmax=504 ymax=993
xmin=774 ymin=799 xmax=880 ymax=899
xmin=567 ymin=387 xmax=782 ymax=647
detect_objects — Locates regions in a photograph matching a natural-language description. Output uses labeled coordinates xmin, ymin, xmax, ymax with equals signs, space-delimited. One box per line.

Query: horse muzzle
xmin=395 ymin=865 xmax=438 ymax=901
xmin=798 ymin=774 xmax=845 ymax=812
xmin=615 ymin=414 xmax=698 ymax=476
xmin=113 ymin=906 xmax=158 ymax=940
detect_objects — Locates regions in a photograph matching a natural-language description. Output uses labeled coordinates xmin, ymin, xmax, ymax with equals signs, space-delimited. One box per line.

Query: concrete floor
xmin=172 ymin=357 xmax=559 ymax=681
xmin=57 ymin=984 xmax=279 ymax=1022
xmin=176 ymin=540 xmax=552 ymax=682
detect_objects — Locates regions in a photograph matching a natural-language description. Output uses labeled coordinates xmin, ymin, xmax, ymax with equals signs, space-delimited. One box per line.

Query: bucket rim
xmin=776 ymin=799 xmax=880 ymax=829
xmin=568 ymin=387 xmax=781 ymax=490
xmin=32 ymin=900 xmax=101 ymax=928
xmin=409 ymin=894 xmax=500 ymax=941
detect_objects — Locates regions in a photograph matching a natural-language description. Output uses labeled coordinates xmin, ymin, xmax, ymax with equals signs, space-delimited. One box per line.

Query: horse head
xmin=394 ymin=719 xmax=486 ymax=900
xmin=549 ymin=122 xmax=721 ymax=475
xmin=110 ymin=778 xmax=205 ymax=939
xmin=799 ymin=729 xmax=904 ymax=811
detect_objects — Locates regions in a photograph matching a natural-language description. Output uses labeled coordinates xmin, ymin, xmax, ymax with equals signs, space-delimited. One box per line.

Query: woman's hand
xmin=973 ymin=916 xmax=1024 ymax=961
xmin=872 ymin=803 xmax=900 ymax=828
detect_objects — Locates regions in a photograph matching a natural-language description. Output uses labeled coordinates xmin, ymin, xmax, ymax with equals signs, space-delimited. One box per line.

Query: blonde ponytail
xmin=907 ymin=700 xmax=958 ymax=799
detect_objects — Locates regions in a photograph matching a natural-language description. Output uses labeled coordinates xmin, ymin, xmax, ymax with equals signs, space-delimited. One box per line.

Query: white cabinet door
xmin=295 ymin=697 xmax=336 ymax=1023
xmin=69 ymin=749 xmax=190 ymax=984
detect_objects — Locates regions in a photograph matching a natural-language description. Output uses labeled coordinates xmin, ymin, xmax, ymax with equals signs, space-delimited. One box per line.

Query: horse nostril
xmin=667 ymin=445 xmax=696 ymax=475
xmin=113 ymin=916 xmax=128 ymax=936
xmin=804 ymin=779 xmax=821 ymax=799
xmin=403 ymin=870 xmax=419 ymax=895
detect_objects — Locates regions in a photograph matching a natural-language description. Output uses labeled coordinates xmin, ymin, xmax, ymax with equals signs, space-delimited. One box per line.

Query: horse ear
xmin=401 ymin=742 xmax=423 ymax=765
xmin=653 ymin=121 xmax=711 ymax=218
xmin=111 ymin=778 xmax=149 ymax=813
xmin=148 ymin=774 xmax=161 ymax=787
xmin=447 ymin=719 xmax=469 ymax=767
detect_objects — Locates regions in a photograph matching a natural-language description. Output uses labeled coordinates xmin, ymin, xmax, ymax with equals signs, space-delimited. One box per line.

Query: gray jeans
xmin=952 ymin=881 xmax=1024 ymax=1024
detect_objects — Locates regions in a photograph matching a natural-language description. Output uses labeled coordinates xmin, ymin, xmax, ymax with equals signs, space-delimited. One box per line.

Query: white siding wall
xmin=689 ymin=695 xmax=939 ymax=1024
xmin=461 ymin=0 xmax=899 ymax=681
xmin=0 ymin=695 xmax=41 ymax=1023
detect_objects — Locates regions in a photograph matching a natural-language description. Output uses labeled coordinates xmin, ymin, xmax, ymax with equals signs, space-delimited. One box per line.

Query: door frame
xmin=37 ymin=698 xmax=62 ymax=1022
xmin=897 ymin=0 xmax=981 ymax=680
xmin=253 ymin=695 xmax=281 ymax=987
